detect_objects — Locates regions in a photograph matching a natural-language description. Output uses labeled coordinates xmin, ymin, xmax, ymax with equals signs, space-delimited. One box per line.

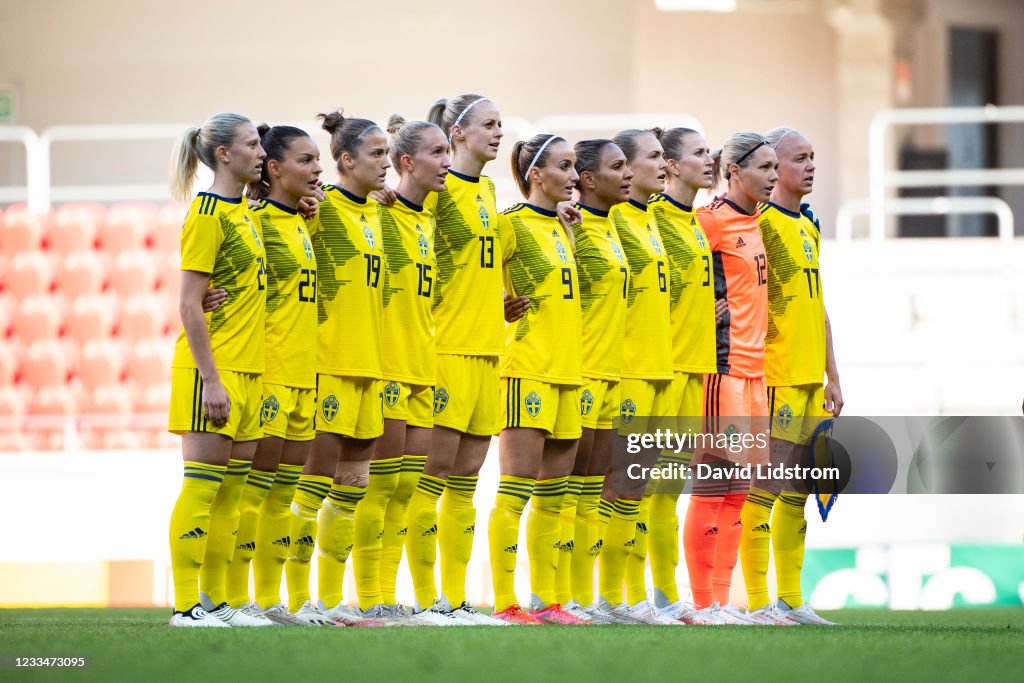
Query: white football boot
xmin=168 ymin=604 xmax=230 ymax=628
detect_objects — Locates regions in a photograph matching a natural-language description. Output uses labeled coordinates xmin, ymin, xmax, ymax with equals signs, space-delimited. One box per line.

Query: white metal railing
xmin=0 ymin=125 xmax=39 ymax=208
xmin=868 ymin=104 xmax=1024 ymax=241
xmin=837 ymin=196 xmax=1015 ymax=243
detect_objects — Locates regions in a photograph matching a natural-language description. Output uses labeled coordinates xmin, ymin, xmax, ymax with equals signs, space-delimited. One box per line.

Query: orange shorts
xmin=697 ymin=373 xmax=769 ymax=466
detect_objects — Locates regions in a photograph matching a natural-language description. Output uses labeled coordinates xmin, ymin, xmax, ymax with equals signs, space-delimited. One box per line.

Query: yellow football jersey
xmin=610 ymin=199 xmax=673 ymax=380
xmin=759 ymin=202 xmax=826 ymax=386
xmin=499 ymin=204 xmax=582 ymax=386
xmin=172 ymin=192 xmax=266 ymax=374
xmin=650 ymin=193 xmax=717 ymax=374
xmin=423 ymin=171 xmax=503 ymax=356
xmin=573 ymin=203 xmax=628 ymax=381
xmin=379 ymin=195 xmax=437 ymax=385
xmin=307 ymin=184 xmax=384 ymax=379
xmin=253 ymin=199 xmax=317 ymax=389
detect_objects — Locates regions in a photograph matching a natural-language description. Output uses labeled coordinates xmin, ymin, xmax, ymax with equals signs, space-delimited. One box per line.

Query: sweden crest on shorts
xmin=433 ymin=387 xmax=449 ymax=414
xmin=261 ymin=395 xmax=280 ymax=424
xmin=384 ymin=381 xmax=401 ymax=408
xmin=525 ymin=391 xmax=542 ymax=418
xmin=580 ymin=389 xmax=594 ymax=416
xmin=777 ymin=403 xmax=793 ymax=430
xmin=322 ymin=394 xmax=340 ymax=422
xmin=620 ymin=398 xmax=637 ymax=424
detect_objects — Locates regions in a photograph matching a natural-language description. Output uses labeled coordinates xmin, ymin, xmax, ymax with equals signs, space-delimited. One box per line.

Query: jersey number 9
xmin=561 ymin=267 xmax=574 ymax=299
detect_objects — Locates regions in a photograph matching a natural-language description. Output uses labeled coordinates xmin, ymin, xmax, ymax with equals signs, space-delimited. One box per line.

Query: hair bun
xmin=386 ymin=114 xmax=406 ymax=135
xmin=317 ymin=110 xmax=346 ymax=135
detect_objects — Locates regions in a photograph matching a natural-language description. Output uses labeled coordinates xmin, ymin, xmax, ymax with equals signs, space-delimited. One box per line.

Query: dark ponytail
xmin=246 ymin=124 xmax=310 ymax=199
xmin=316 ymin=109 xmax=380 ymax=170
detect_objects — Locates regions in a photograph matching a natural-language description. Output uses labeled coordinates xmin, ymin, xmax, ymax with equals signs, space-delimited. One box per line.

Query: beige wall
xmin=1 ymin=0 xmax=1022 ymax=234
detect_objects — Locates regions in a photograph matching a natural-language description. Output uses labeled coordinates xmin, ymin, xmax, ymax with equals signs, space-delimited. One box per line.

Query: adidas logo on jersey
xmin=359 ymin=214 xmax=367 ymax=223
xmin=235 ymin=541 xmax=256 ymax=552
xmin=475 ymin=194 xmax=483 ymax=202
xmin=736 ymin=236 xmax=746 ymax=248
xmin=423 ymin=524 xmax=438 ymax=537
xmin=272 ymin=536 xmax=291 ymax=547
xmin=732 ymin=519 xmax=743 ymax=527
xmin=295 ymin=535 xmax=315 ymax=547
xmin=800 ymin=228 xmax=807 ymax=236
xmin=179 ymin=527 xmax=207 ymax=540
xmin=752 ymin=522 xmax=771 ymax=534
xmin=704 ymin=526 xmax=719 ymax=536
xmin=551 ymin=229 xmax=559 ymax=237
xmin=376 ymin=530 xmax=384 ymax=539
xmin=504 ymin=544 xmax=518 ymax=554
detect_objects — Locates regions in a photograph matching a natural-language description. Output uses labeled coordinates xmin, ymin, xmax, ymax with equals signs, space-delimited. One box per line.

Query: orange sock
xmin=682 ymin=495 xmax=723 ymax=609
xmin=711 ymin=493 xmax=747 ymax=605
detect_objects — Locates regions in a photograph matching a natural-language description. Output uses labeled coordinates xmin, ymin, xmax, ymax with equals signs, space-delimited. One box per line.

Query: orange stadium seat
xmin=0 ymin=339 xmax=20 ymax=385
xmin=118 ymin=293 xmax=166 ymax=339
xmin=158 ymin=252 xmax=181 ymax=294
xmin=83 ymin=382 xmax=133 ymax=415
xmin=21 ymin=340 xmax=70 ymax=389
xmin=0 ymin=205 xmax=43 ymax=256
xmin=139 ymin=381 xmax=171 ymax=413
xmin=100 ymin=203 xmax=158 ymax=251
xmin=11 ymin=295 xmax=62 ymax=344
xmin=0 ymin=293 xmax=12 ymax=337
xmin=4 ymin=251 xmax=55 ymax=298
xmin=28 ymin=384 xmax=75 ymax=417
xmin=78 ymin=338 xmax=125 ymax=389
xmin=127 ymin=337 xmax=172 ymax=387
xmin=65 ymin=294 xmax=117 ymax=344
xmin=56 ymin=250 xmax=107 ymax=297
xmin=47 ymin=204 xmax=103 ymax=254
xmin=154 ymin=203 xmax=187 ymax=252
xmin=108 ymin=249 xmax=157 ymax=297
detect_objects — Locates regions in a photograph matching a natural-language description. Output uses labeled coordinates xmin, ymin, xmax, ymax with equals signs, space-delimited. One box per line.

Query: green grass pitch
xmin=1 ymin=608 xmax=1021 ymax=682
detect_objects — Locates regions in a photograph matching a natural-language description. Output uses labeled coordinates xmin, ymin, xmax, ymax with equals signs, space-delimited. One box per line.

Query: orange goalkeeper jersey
xmin=697 ymin=196 xmax=768 ymax=378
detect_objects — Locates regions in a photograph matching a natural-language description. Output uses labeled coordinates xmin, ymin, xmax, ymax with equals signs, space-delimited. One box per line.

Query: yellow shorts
xmin=433 ymin=355 xmax=502 ymax=436
xmin=261 ymin=383 xmax=316 ymax=441
xmin=502 ymin=377 xmax=582 ymax=440
xmin=617 ymin=377 xmax=675 ymax=434
xmin=315 ymin=374 xmax=384 ymax=440
xmin=382 ymin=381 xmax=433 ymax=429
xmin=168 ymin=368 xmax=262 ymax=441
xmin=671 ymin=371 xmax=704 ymax=435
xmin=580 ymin=378 xmax=619 ymax=430
xmin=768 ymin=383 xmax=826 ymax=445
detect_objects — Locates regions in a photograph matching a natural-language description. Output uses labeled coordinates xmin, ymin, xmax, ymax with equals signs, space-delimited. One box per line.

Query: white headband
xmin=770 ymin=129 xmax=793 ymax=149
xmin=523 ymin=135 xmax=559 ymax=182
xmin=448 ymin=98 xmax=490 ymax=143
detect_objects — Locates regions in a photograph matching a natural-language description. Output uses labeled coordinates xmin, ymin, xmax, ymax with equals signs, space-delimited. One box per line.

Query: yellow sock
xmin=526 ymin=476 xmax=568 ymax=608
xmin=648 ymin=492 xmax=681 ymax=606
xmin=317 ymin=484 xmax=364 ymax=610
xmin=598 ymin=498 xmax=639 ymax=606
xmin=253 ymin=463 xmax=301 ymax=609
xmin=739 ymin=487 xmax=777 ymax=611
xmin=224 ymin=469 xmax=274 ymax=607
xmin=439 ymin=474 xmax=478 ymax=608
xmin=353 ymin=458 xmax=401 ymax=610
xmin=554 ymin=475 xmax=582 ymax=604
xmin=772 ymin=493 xmax=808 ymax=608
xmin=169 ymin=462 xmax=225 ymax=612
xmin=570 ymin=475 xmax=604 ymax=607
xmin=199 ymin=458 xmax=250 ymax=606
xmin=488 ymin=475 xmax=533 ymax=612
xmin=597 ymin=498 xmax=613 ymax=542
xmin=380 ymin=454 xmax=426 ymax=604
xmin=624 ymin=495 xmax=651 ymax=606
xmin=283 ymin=473 xmax=331 ymax=612
xmin=405 ymin=473 xmax=444 ymax=609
